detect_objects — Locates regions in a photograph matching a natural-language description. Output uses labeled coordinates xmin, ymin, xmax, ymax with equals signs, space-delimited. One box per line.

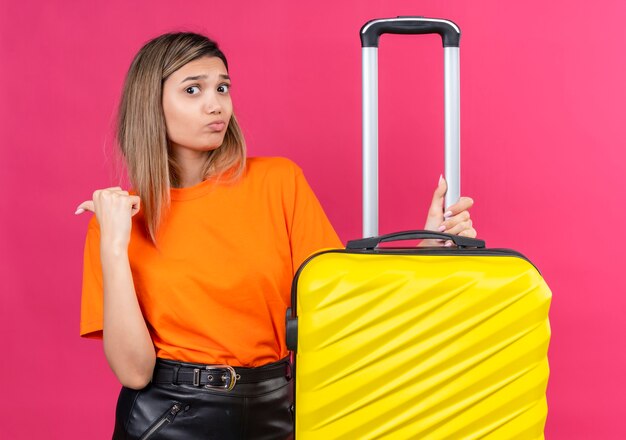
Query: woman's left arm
xmin=421 ymin=175 xmax=477 ymax=247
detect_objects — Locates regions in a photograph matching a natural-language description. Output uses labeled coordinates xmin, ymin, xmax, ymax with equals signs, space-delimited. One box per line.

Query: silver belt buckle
xmin=204 ymin=365 xmax=237 ymax=391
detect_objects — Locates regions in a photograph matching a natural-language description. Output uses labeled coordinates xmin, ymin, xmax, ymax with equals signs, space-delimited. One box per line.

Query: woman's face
xmin=162 ymin=56 xmax=233 ymax=155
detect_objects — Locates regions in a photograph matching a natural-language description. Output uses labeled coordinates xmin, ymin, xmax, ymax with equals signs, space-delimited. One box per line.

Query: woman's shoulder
xmin=247 ymin=156 xmax=300 ymax=170
xmin=246 ymin=156 xmax=303 ymax=179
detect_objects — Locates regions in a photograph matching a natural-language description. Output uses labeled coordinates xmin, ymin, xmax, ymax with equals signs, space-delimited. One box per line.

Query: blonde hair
xmin=117 ymin=33 xmax=246 ymax=245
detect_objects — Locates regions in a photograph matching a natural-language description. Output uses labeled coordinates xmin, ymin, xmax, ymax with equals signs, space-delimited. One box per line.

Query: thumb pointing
xmin=75 ymin=200 xmax=95 ymax=215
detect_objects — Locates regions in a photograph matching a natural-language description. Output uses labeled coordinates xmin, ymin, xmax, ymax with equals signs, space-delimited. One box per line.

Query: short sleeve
xmin=286 ymin=163 xmax=343 ymax=272
xmin=80 ymin=216 xmax=104 ymax=339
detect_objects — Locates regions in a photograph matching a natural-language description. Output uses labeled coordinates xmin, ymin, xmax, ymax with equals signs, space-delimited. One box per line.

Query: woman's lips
xmin=206 ymin=121 xmax=226 ymax=132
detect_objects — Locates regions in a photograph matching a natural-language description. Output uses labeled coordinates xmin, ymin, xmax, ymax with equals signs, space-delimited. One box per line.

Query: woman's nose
xmin=202 ymin=91 xmax=222 ymax=114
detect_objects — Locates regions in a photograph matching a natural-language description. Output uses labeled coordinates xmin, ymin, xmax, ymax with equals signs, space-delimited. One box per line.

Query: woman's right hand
xmin=75 ymin=187 xmax=141 ymax=251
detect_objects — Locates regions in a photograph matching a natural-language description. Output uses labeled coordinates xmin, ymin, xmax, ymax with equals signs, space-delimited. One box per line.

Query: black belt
xmin=152 ymin=358 xmax=291 ymax=391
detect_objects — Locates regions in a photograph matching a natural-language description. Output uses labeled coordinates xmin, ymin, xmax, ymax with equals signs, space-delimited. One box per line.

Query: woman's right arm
xmin=77 ymin=187 xmax=156 ymax=389
xmin=101 ymin=244 xmax=155 ymax=389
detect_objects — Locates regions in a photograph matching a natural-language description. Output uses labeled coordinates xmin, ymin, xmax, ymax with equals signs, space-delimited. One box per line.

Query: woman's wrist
xmin=100 ymin=242 xmax=129 ymax=260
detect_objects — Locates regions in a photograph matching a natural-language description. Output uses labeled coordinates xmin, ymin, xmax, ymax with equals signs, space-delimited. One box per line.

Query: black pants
xmin=113 ymin=358 xmax=294 ymax=440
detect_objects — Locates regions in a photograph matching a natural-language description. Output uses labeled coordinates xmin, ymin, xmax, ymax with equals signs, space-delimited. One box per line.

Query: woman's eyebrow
xmin=180 ymin=74 xmax=231 ymax=84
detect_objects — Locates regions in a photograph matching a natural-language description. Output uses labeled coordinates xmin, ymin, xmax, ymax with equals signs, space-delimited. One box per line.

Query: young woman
xmin=76 ymin=32 xmax=476 ymax=440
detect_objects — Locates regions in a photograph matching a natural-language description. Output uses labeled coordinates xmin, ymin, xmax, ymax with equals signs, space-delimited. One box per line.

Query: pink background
xmin=2 ymin=0 xmax=625 ymax=438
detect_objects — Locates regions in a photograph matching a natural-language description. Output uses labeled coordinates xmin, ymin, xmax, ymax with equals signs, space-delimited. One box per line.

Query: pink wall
xmin=2 ymin=0 xmax=624 ymax=438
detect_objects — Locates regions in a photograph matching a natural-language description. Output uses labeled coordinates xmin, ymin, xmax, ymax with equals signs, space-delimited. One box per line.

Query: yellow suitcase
xmin=286 ymin=231 xmax=551 ymax=439
xmin=285 ymin=17 xmax=551 ymax=439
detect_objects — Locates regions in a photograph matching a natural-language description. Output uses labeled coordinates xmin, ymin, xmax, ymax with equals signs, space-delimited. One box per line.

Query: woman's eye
xmin=217 ymin=84 xmax=230 ymax=94
xmin=185 ymin=86 xmax=200 ymax=95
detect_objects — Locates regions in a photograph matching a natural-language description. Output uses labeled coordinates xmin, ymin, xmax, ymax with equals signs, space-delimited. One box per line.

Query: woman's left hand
xmin=421 ymin=175 xmax=477 ymax=247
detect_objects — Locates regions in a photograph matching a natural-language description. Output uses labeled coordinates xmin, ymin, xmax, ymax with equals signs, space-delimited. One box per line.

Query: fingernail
xmin=438 ymin=225 xmax=446 ymax=232
xmin=75 ymin=208 xmax=84 ymax=215
xmin=445 ymin=241 xmax=453 ymax=247
xmin=444 ymin=210 xmax=453 ymax=218
xmin=438 ymin=174 xmax=443 ymax=185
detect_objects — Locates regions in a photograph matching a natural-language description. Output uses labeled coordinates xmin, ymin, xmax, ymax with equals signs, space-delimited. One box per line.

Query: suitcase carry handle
xmin=360 ymin=17 xmax=461 ymax=48
xmin=346 ymin=230 xmax=485 ymax=250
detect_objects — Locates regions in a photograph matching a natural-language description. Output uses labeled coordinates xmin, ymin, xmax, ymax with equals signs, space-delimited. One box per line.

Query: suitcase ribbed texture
xmin=294 ymin=252 xmax=551 ymax=439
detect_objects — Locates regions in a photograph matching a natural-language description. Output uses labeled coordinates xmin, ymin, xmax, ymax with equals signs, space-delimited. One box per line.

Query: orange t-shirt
xmin=80 ymin=157 xmax=342 ymax=367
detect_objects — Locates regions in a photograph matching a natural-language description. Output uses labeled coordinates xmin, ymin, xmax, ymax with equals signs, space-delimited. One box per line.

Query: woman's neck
xmin=172 ymin=148 xmax=209 ymax=188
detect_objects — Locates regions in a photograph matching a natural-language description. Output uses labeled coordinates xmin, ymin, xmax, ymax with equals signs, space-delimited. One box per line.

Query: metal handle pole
xmin=360 ymin=17 xmax=462 ymax=236
xmin=362 ymin=47 xmax=379 ymax=237
xmin=444 ymin=47 xmax=461 ymax=209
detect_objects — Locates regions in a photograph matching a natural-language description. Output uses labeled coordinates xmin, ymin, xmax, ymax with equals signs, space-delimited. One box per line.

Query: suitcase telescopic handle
xmin=360 ymin=17 xmax=461 ymax=48
xmin=346 ymin=230 xmax=485 ymax=250
xmin=360 ymin=17 xmax=461 ymax=237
